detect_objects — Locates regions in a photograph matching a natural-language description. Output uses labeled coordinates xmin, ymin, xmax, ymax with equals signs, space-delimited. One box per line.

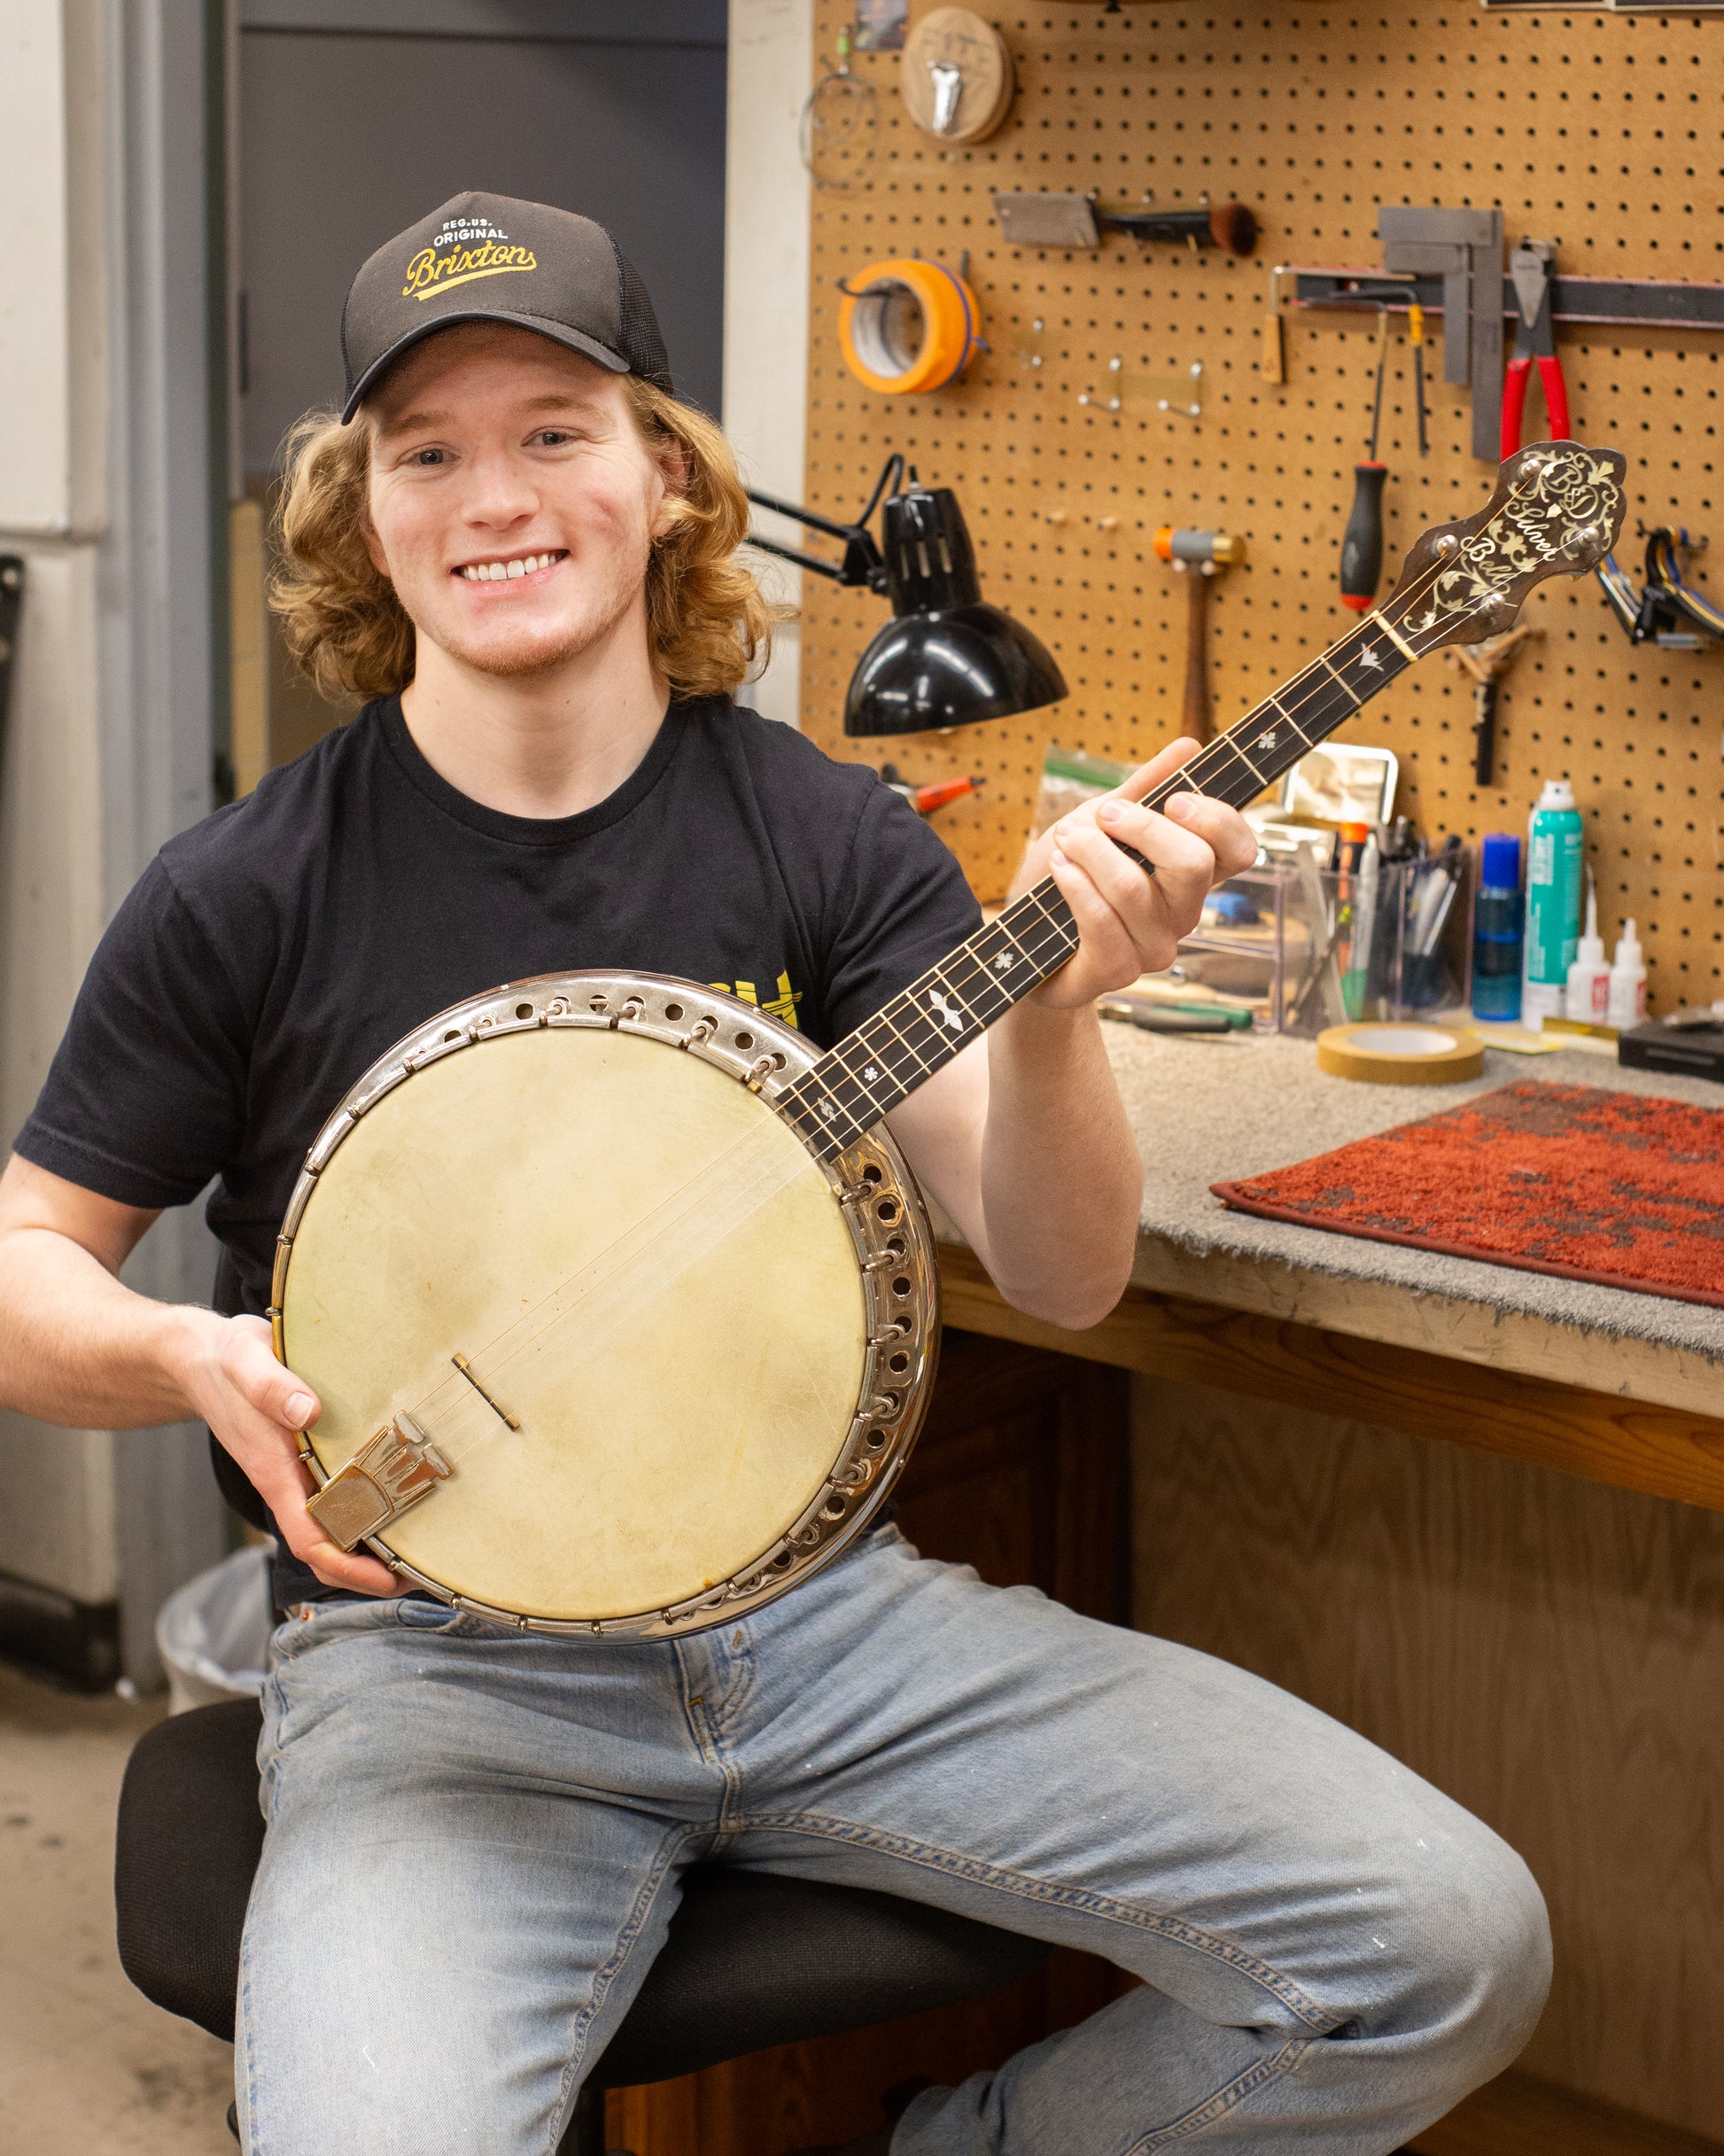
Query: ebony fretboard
xmin=777 ymin=611 xmax=1414 ymax=1161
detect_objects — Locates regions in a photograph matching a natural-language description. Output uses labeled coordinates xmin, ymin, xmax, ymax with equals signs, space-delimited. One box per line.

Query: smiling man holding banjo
xmin=0 ymin=194 xmax=1596 ymax=2154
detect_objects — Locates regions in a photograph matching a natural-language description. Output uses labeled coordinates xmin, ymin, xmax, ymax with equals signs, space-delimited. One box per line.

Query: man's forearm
xmin=0 ymin=1227 xmax=206 ymax=1428
xmin=976 ymin=1000 xmax=1142 ymax=1329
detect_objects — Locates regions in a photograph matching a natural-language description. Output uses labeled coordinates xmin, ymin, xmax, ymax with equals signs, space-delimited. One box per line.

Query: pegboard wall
xmin=793 ymin=4 xmax=1723 ymax=1013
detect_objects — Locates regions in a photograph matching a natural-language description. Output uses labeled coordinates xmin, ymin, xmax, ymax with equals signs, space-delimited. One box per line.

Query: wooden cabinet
xmin=607 ymin=1331 xmax=1131 ymax=2156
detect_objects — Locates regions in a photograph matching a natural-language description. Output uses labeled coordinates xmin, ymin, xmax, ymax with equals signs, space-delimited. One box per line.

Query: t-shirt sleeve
xmin=819 ymin=781 xmax=983 ymax=1042
xmin=13 ymin=860 xmax=250 ymax=1210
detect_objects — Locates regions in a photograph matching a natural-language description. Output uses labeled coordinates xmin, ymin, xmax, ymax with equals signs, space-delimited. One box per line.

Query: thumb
xmin=1114 ymin=736 xmax=1203 ymax=804
xmin=229 ymin=1322 xmax=321 ymax=1433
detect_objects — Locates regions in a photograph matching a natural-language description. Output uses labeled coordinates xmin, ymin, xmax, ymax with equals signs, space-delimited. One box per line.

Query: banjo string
xmin=410 ymin=1110 xmax=814 ymax=1466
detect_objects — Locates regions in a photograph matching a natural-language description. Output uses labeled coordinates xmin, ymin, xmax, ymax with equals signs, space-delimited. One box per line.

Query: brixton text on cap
xmin=340 ymin=191 xmax=673 ymax=422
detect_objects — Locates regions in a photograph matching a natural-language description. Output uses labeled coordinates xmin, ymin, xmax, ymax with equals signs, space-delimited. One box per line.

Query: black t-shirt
xmin=16 ymin=696 xmax=980 ymax=1605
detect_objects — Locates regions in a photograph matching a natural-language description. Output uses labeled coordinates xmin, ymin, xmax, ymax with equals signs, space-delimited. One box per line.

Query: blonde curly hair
xmin=268 ymin=373 xmax=775 ymax=705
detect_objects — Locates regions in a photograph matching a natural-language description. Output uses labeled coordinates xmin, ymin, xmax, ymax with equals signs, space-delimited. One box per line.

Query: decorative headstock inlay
xmin=1394 ymin=443 xmax=1627 ymax=653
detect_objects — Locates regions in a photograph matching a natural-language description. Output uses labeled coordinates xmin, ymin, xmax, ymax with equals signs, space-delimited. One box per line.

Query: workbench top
xmin=946 ymin=1026 xmax=1724 ymax=1418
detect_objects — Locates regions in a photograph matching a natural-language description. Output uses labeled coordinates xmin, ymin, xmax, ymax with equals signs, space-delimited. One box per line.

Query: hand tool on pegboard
xmin=0 ymin=557 xmax=22 ymax=743
xmin=1340 ymin=308 xmax=1393 ymax=612
xmin=1152 ymin=527 xmax=1243 ymax=743
xmin=992 ymin=191 xmax=1259 ymax=259
xmin=880 ymin=765 xmax=986 ymax=815
xmin=1409 ymin=300 xmax=1429 ymax=455
xmin=1502 ymin=242 xmax=1572 ymax=455
xmin=1442 ymin=622 xmax=1542 ymax=787
xmin=1378 ymin=204 xmax=1503 ymax=460
xmin=1597 ymin=526 xmax=1724 ymax=649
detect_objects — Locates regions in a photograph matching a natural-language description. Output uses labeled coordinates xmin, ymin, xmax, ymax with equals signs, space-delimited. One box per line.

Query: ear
xmin=648 ymin=433 xmax=690 ymax=541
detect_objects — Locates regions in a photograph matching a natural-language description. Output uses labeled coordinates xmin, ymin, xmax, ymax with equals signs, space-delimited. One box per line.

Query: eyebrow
xmin=376 ymin=390 xmax=602 ymax=440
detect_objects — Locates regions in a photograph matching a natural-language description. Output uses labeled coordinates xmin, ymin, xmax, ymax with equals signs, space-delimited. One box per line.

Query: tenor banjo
xmin=277 ymin=444 xmax=1625 ymax=1635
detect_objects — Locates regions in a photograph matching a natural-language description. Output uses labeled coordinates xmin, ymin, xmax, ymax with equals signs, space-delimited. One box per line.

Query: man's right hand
xmin=173 ymin=1308 xmax=405 ymax=1598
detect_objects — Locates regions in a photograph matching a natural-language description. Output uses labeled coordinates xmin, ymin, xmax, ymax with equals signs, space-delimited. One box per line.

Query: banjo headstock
xmin=1382 ymin=441 xmax=1627 ymax=657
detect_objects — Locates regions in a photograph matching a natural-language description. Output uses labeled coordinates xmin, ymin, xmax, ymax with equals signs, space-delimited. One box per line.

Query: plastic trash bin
xmin=154 ymin=1544 xmax=275 ymax=1715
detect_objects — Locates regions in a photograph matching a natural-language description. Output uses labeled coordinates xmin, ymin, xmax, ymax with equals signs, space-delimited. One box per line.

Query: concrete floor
xmin=0 ymin=1660 xmax=237 ymax=2153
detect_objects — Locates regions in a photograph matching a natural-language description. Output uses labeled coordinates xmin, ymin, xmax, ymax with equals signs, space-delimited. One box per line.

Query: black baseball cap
xmin=339 ymin=191 xmax=673 ymax=423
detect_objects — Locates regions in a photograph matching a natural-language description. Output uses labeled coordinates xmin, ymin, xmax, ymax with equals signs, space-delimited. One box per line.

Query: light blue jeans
xmin=236 ymin=1522 xmax=1548 ymax=2156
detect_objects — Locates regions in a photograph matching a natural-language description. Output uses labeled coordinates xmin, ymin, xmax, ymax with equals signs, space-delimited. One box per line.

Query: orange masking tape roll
xmin=838 ymin=257 xmax=982 ymax=395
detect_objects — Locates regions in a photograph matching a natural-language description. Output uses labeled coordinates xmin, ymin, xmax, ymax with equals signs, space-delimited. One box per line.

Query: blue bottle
xmin=1472 ymin=832 xmax=1523 ymax=1022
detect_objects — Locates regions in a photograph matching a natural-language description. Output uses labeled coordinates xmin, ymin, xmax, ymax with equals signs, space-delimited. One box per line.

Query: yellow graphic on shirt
xmin=709 ymin=969 xmax=804 ymax=1031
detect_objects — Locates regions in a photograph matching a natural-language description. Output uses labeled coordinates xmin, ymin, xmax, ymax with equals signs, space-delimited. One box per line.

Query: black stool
xmin=115 ymin=1700 xmax=1049 ymax=2153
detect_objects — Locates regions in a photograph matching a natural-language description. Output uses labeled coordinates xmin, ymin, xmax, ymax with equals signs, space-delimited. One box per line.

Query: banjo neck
xmin=777 ymin=609 xmax=1417 ymax=1164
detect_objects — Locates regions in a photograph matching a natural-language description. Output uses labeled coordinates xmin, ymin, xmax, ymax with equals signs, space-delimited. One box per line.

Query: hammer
xmin=1153 ymin=527 xmax=1244 ymax=743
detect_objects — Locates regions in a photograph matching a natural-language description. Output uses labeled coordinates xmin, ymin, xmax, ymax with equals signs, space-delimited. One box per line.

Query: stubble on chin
xmin=415 ymin=560 xmax=647 ymax=682
xmin=431 ymin=615 xmax=603 ymax=681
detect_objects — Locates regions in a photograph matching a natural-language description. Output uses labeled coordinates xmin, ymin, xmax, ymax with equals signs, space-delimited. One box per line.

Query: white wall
xmin=0 ymin=0 xmax=107 ymax=541
xmin=724 ymin=0 xmax=812 ymax=728
xmin=0 ymin=0 xmax=229 ymax=1674
xmin=0 ymin=0 xmax=120 ymax=1610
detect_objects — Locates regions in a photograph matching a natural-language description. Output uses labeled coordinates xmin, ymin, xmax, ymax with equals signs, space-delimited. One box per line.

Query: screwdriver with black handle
xmin=1340 ymin=308 xmax=1392 ymax=611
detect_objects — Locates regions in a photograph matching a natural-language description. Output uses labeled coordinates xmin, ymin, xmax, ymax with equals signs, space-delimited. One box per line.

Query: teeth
xmin=460 ymin=552 xmax=558 ymax=582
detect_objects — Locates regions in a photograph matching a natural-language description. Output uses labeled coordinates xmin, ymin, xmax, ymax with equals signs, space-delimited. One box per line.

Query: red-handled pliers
xmin=1502 ymin=241 xmax=1571 ymax=456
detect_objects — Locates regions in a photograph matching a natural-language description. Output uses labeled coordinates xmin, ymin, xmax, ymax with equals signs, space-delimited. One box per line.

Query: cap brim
xmin=341 ymin=309 xmax=630 ymax=423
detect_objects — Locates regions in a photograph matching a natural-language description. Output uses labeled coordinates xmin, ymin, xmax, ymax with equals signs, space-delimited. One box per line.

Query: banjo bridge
xmin=305 ymin=1413 xmax=453 ymax=1551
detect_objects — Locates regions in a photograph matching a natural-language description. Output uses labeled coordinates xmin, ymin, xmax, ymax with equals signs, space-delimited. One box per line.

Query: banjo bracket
xmin=305 ymin=1413 xmax=452 ymax=1551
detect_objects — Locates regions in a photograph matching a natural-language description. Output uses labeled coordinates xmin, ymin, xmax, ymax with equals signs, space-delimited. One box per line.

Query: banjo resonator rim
xmin=271 ymin=969 xmax=940 ymax=1639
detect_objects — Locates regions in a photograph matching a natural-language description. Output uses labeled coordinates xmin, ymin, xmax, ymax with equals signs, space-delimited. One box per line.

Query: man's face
xmin=364 ymin=324 xmax=672 ymax=682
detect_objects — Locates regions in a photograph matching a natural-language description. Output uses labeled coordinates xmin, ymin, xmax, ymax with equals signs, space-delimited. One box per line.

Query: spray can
xmin=1523 ymin=778 xmax=1584 ymax=1028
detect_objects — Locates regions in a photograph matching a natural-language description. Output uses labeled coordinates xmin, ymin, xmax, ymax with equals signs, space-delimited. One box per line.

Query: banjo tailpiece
xmin=305 ymin=1414 xmax=452 ymax=1549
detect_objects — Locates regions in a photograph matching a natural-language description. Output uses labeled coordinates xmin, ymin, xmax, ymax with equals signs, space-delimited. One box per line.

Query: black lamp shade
xmin=843 ymin=607 xmax=1067 ymax=736
xmin=843 ymin=476 xmax=1068 ymax=736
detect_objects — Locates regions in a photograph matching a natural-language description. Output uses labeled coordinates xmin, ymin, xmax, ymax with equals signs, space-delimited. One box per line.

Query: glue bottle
xmin=1607 ymin=919 xmax=1647 ymax=1031
xmin=1565 ymin=879 xmax=1611 ymax=1024
xmin=1522 ymin=778 xmax=1584 ymax=1028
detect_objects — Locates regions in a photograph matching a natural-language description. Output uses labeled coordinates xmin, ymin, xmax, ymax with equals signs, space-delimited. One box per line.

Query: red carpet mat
xmin=1212 ymin=1080 xmax=1724 ymax=1308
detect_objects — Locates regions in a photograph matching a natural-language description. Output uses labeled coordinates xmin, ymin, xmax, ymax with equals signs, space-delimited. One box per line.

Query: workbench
xmin=939 ymin=1029 xmax=1724 ymax=1514
xmin=938 ymin=1027 xmax=1724 ymax=2156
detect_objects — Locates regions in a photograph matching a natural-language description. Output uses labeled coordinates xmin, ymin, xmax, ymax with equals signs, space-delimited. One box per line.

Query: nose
xmin=459 ymin=444 xmax=540 ymax=534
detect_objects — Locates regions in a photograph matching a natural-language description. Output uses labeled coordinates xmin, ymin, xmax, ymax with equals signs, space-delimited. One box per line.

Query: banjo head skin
xmin=272 ymin=972 xmax=939 ymax=1636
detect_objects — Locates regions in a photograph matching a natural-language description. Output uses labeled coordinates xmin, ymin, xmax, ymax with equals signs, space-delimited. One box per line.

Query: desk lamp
xmin=745 ymin=455 xmax=1067 ymax=736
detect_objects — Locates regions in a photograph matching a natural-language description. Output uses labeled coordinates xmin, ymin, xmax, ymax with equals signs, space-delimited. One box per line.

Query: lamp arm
xmin=745 ymin=486 xmax=866 ymax=547
xmin=743 ymin=492 xmax=888 ymax=593
xmin=743 ymin=529 xmax=856 ymax=583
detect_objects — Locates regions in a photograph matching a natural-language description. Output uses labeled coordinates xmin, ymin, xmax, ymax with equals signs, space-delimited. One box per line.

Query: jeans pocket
xmin=273 ymin=1593 xmax=459 ymax=1662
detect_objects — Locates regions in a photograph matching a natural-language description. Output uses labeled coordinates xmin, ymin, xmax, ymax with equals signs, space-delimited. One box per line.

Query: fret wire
xmin=1316 ymin=652 xmax=1363 ymax=707
xmin=848 ymin=1016 xmax=928 ymax=1092
xmin=826 ymin=1034 xmax=905 ymax=1117
xmin=937 ymin=941 xmax=1013 ymax=1022
xmin=1256 ymin=689 xmax=1316 ymax=748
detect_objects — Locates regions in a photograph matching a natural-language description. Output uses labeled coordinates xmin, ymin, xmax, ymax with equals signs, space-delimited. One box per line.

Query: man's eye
xmin=410 ymin=448 xmax=446 ymax=467
xmin=534 ymin=429 xmax=573 ymax=448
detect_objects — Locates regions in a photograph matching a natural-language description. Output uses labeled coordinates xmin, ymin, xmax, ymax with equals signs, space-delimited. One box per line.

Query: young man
xmin=0 ymin=197 xmax=1547 ymax=2155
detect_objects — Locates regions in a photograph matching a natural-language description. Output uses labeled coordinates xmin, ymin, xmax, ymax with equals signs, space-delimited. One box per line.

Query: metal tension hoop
xmin=304 ymin=1413 xmax=452 ymax=1551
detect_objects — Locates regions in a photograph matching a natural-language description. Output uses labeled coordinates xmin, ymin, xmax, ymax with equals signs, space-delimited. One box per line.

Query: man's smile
xmin=454 ymin=549 xmax=569 ymax=585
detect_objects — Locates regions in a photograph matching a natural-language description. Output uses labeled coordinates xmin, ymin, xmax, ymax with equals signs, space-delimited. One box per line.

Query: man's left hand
xmin=1022 ymin=736 xmax=1259 ymax=1009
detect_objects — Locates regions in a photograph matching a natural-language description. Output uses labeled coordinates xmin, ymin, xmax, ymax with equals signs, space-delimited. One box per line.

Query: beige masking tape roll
xmin=1316 ymin=1023 xmax=1486 ymax=1086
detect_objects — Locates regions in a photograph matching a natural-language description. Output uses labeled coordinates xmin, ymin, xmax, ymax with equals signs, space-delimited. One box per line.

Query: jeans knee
xmin=1394 ymin=1817 xmax=1551 ymax=2087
